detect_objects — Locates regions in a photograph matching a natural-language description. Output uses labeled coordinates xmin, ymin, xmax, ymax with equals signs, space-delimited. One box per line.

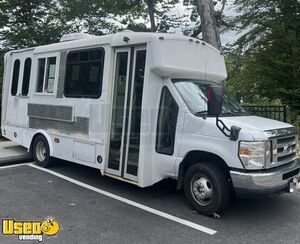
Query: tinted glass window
xmin=36 ymin=58 xmax=45 ymax=92
xmin=11 ymin=59 xmax=20 ymax=96
xmin=126 ymin=50 xmax=146 ymax=175
xmin=21 ymin=58 xmax=32 ymax=96
xmin=108 ymin=52 xmax=129 ymax=171
xmin=156 ymin=87 xmax=179 ymax=155
xmin=64 ymin=48 xmax=105 ymax=98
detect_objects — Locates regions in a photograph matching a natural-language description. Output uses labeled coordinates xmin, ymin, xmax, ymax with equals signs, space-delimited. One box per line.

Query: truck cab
xmin=172 ymin=79 xmax=299 ymax=214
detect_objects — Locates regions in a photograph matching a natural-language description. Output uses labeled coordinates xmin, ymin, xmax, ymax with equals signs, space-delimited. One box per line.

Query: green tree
xmin=183 ymin=0 xmax=231 ymax=49
xmin=122 ymin=0 xmax=183 ymax=33
xmin=227 ymin=0 xmax=300 ymax=113
xmin=59 ymin=0 xmax=183 ymax=34
xmin=0 ymin=50 xmax=4 ymax=92
xmin=0 ymin=0 xmax=68 ymax=49
xmin=59 ymin=0 xmax=130 ymax=35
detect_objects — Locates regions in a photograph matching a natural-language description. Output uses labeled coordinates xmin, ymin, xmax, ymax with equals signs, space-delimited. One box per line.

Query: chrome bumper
xmin=230 ymin=160 xmax=300 ymax=197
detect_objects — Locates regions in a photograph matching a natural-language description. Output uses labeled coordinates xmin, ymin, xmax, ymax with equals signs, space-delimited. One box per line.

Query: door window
xmin=156 ymin=87 xmax=179 ymax=155
xmin=126 ymin=50 xmax=146 ymax=176
xmin=108 ymin=51 xmax=129 ymax=170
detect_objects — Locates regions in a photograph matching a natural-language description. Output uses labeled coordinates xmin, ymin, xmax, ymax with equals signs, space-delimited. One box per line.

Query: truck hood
xmin=219 ymin=116 xmax=293 ymax=136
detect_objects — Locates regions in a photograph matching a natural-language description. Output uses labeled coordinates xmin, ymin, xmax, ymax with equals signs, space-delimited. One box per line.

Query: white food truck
xmin=1 ymin=32 xmax=300 ymax=215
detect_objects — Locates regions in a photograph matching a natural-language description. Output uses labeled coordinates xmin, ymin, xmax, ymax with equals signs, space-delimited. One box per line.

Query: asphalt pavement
xmin=0 ymin=159 xmax=299 ymax=244
xmin=0 ymin=138 xmax=32 ymax=164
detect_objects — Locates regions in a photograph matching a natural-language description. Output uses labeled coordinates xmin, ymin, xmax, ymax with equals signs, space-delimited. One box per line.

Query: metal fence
xmin=243 ymin=105 xmax=288 ymax=122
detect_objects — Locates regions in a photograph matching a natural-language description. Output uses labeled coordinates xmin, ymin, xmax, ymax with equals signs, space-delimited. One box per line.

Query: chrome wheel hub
xmin=36 ymin=141 xmax=46 ymax=162
xmin=191 ymin=175 xmax=213 ymax=206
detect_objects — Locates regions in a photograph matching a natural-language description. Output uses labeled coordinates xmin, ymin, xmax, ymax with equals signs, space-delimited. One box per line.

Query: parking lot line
xmin=0 ymin=162 xmax=31 ymax=169
xmin=14 ymin=163 xmax=217 ymax=235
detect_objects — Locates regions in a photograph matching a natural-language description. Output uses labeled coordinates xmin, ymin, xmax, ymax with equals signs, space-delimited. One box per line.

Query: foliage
xmin=182 ymin=0 xmax=229 ymax=40
xmin=126 ymin=0 xmax=183 ymax=33
xmin=0 ymin=48 xmax=8 ymax=93
xmin=155 ymin=0 xmax=186 ymax=33
xmin=226 ymin=0 xmax=300 ymax=119
xmin=0 ymin=0 xmax=68 ymax=49
xmin=59 ymin=0 xmax=184 ymax=34
xmin=59 ymin=0 xmax=128 ymax=35
xmin=241 ymin=96 xmax=282 ymax=107
xmin=0 ymin=52 xmax=3 ymax=92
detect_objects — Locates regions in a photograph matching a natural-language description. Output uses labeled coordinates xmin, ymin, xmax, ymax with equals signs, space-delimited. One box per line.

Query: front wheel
xmin=32 ymin=135 xmax=53 ymax=168
xmin=184 ymin=162 xmax=230 ymax=216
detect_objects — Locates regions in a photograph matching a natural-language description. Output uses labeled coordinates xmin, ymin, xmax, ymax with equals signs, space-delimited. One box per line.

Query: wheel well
xmin=177 ymin=151 xmax=231 ymax=189
xmin=29 ymin=133 xmax=45 ymax=153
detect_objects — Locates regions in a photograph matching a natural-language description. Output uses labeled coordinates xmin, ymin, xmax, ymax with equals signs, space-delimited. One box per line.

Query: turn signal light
xmin=239 ymin=149 xmax=252 ymax=156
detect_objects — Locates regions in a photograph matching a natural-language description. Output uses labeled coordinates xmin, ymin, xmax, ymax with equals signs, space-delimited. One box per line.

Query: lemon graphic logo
xmin=41 ymin=218 xmax=60 ymax=236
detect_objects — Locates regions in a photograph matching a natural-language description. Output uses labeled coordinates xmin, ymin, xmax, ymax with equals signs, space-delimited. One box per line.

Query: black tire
xmin=184 ymin=162 xmax=230 ymax=216
xmin=32 ymin=135 xmax=53 ymax=168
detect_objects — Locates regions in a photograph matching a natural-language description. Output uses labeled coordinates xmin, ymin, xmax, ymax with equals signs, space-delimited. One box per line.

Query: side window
xmin=36 ymin=57 xmax=57 ymax=93
xmin=156 ymin=87 xmax=179 ymax=155
xmin=11 ymin=59 xmax=20 ymax=96
xmin=64 ymin=48 xmax=105 ymax=98
xmin=21 ymin=58 xmax=32 ymax=96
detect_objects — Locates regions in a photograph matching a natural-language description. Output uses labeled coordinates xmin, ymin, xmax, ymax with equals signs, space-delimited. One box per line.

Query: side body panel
xmin=1 ymin=33 xmax=232 ymax=188
xmin=2 ymin=44 xmax=112 ymax=171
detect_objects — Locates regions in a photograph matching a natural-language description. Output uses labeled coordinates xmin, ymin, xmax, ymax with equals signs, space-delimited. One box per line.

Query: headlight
xmin=239 ymin=141 xmax=268 ymax=169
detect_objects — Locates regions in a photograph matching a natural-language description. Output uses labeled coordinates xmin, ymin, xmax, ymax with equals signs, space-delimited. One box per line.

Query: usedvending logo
xmin=2 ymin=217 xmax=60 ymax=242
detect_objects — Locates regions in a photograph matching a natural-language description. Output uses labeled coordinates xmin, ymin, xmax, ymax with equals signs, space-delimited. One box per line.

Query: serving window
xmin=36 ymin=57 xmax=57 ymax=94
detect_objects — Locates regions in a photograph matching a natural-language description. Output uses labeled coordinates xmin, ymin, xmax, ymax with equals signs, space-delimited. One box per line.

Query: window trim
xmin=155 ymin=86 xmax=179 ymax=156
xmin=63 ymin=47 xmax=105 ymax=99
xmin=33 ymin=52 xmax=60 ymax=96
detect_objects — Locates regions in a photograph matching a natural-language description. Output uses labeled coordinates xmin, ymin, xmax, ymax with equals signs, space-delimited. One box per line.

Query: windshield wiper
xmin=231 ymin=108 xmax=250 ymax=115
xmin=221 ymin=111 xmax=235 ymax=116
xmin=194 ymin=110 xmax=208 ymax=116
xmin=221 ymin=110 xmax=249 ymax=116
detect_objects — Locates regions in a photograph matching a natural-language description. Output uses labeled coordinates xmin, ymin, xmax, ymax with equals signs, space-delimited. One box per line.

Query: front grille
xmin=270 ymin=134 xmax=298 ymax=167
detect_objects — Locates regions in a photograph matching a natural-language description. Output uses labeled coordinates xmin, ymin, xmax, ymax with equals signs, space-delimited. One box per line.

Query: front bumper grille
xmin=273 ymin=135 xmax=297 ymax=165
xmin=265 ymin=127 xmax=298 ymax=168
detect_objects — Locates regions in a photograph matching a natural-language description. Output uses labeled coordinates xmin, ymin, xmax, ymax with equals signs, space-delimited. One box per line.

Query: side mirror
xmin=207 ymin=85 xmax=223 ymax=116
xmin=230 ymin=125 xmax=241 ymax=141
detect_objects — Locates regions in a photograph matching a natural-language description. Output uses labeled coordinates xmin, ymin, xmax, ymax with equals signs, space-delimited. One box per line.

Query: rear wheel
xmin=32 ymin=135 xmax=53 ymax=168
xmin=184 ymin=162 xmax=230 ymax=216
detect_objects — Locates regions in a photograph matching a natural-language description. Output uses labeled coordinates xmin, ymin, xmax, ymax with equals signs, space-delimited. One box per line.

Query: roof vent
xmin=60 ymin=33 xmax=96 ymax=42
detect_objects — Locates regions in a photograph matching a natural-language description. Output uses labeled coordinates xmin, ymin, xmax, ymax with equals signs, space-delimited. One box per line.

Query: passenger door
xmin=106 ymin=46 xmax=147 ymax=182
xmin=6 ymin=52 xmax=32 ymax=127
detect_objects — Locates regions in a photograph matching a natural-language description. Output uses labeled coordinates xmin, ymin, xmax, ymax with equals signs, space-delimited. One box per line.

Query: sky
xmin=165 ymin=0 xmax=238 ymax=45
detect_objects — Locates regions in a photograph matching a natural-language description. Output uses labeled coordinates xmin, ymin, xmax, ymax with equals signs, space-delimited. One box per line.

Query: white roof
xmin=31 ymin=32 xmax=219 ymax=54
xmin=7 ymin=32 xmax=226 ymax=81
